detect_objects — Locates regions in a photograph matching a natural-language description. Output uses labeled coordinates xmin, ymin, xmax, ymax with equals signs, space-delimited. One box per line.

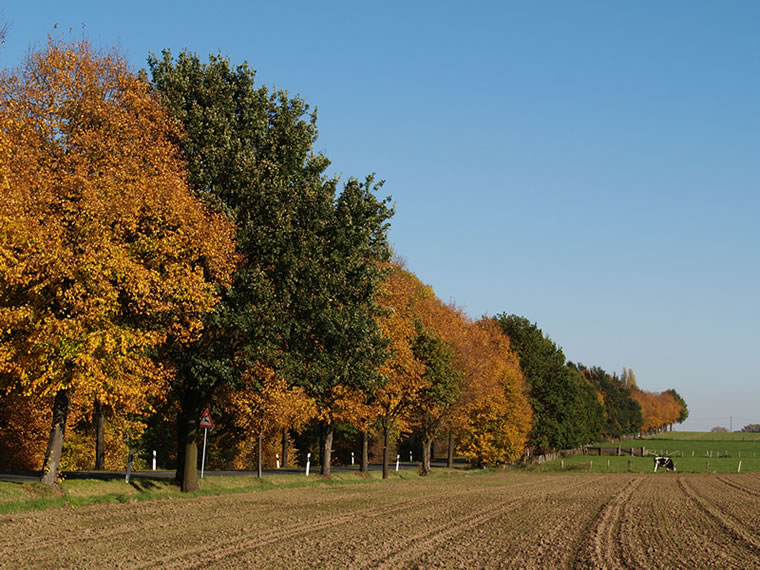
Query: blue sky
xmin=3 ymin=1 xmax=758 ymax=432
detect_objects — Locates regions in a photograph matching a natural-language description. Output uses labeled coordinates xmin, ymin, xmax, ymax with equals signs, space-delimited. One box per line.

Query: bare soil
xmin=2 ymin=472 xmax=759 ymax=568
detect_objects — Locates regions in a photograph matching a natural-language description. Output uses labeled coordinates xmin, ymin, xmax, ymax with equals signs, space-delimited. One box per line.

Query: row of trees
xmin=493 ymin=316 xmax=688 ymax=452
xmin=0 ymin=36 xmax=687 ymax=489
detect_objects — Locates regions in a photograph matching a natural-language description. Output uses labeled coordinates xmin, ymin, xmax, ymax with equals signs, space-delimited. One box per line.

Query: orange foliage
xmin=0 ymin=36 xmax=237 ymax=470
xmin=0 ymin=390 xmax=51 ymax=470
xmin=448 ymin=319 xmax=532 ymax=465
xmin=372 ymin=263 xmax=428 ymax=435
xmin=218 ymin=363 xmax=316 ymax=468
xmin=374 ymin=263 xmax=532 ymax=465
xmin=631 ymin=389 xmax=682 ymax=432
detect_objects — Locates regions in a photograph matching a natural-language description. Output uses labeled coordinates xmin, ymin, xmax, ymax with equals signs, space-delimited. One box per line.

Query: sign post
xmin=199 ymin=408 xmax=214 ymax=479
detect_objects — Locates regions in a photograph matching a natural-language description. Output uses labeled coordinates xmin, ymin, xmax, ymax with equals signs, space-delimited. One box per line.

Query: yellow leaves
xmin=221 ymin=364 xmax=316 ymax=436
xmin=0 ymin=35 xmax=237 ymax=444
xmin=631 ymin=388 xmax=682 ymax=432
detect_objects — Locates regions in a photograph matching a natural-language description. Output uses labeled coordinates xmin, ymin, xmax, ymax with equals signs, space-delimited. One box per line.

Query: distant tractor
xmin=653 ymin=456 xmax=676 ymax=472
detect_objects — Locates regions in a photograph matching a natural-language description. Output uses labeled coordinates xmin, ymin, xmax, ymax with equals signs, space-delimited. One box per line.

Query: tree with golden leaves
xmin=372 ymin=263 xmax=427 ymax=478
xmin=631 ymin=389 xmax=683 ymax=434
xmin=416 ymin=298 xmax=532 ymax=468
xmin=219 ymin=364 xmax=315 ymax=476
xmin=0 ymin=36 xmax=236 ymax=484
xmin=453 ymin=319 xmax=532 ymax=466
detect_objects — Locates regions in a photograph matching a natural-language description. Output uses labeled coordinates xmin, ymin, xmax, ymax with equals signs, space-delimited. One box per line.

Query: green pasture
xmin=647 ymin=431 xmax=760 ymax=442
xmin=601 ymin=431 xmax=760 ymax=459
xmin=532 ymin=454 xmax=757 ymax=474
xmin=532 ymin=431 xmax=760 ymax=474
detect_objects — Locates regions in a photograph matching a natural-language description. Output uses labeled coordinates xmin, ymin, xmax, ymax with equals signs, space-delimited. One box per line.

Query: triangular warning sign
xmin=199 ymin=408 xmax=214 ymax=429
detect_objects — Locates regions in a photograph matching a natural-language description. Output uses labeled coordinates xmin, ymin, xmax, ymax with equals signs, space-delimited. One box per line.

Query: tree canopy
xmin=0 ymin=37 xmax=237 ymax=483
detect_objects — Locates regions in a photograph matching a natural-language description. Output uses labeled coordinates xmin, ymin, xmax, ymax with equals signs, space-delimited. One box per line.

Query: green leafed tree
xmin=571 ymin=363 xmax=643 ymax=438
xmin=493 ymin=314 xmax=603 ymax=451
xmin=148 ymin=50 xmax=392 ymax=485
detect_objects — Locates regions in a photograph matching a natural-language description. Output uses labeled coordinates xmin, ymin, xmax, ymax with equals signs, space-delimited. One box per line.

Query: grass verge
xmin=0 ymin=466 xmax=474 ymax=515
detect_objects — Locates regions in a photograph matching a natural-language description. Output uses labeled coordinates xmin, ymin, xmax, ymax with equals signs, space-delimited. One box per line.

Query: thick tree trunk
xmin=174 ymin=411 xmax=187 ymax=485
xmin=281 ymin=428 xmax=288 ymax=468
xmin=257 ymin=429 xmax=263 ymax=478
xmin=320 ymin=422 xmax=334 ymax=476
xmin=182 ymin=437 xmax=199 ymax=492
xmin=181 ymin=391 xmax=200 ymax=492
xmin=41 ymin=389 xmax=70 ymax=485
xmin=318 ymin=430 xmax=325 ymax=469
xmin=382 ymin=425 xmax=389 ymax=479
xmin=94 ymin=399 xmax=105 ymax=470
xmin=361 ymin=430 xmax=369 ymax=474
xmin=422 ymin=437 xmax=433 ymax=475
xmin=447 ymin=429 xmax=455 ymax=468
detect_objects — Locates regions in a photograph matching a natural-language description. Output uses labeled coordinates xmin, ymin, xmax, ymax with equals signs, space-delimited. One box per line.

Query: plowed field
xmin=2 ymin=472 xmax=760 ymax=568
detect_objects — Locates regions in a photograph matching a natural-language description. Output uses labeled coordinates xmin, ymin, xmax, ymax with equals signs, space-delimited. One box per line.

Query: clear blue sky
xmin=3 ymin=1 xmax=758 ymax=432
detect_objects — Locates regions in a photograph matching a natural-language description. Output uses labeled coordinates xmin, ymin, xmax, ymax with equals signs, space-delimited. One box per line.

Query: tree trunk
xmin=320 ymin=422 xmax=334 ymax=476
xmin=422 ymin=437 xmax=433 ymax=475
xmin=382 ymin=425 xmax=389 ymax=479
xmin=361 ymin=430 xmax=369 ymax=474
xmin=41 ymin=389 xmax=70 ymax=485
xmin=174 ymin=410 xmax=187 ymax=485
xmin=447 ymin=429 xmax=455 ymax=468
xmin=257 ymin=429 xmax=263 ymax=478
xmin=94 ymin=399 xmax=105 ymax=470
xmin=181 ymin=391 xmax=200 ymax=492
xmin=281 ymin=428 xmax=288 ymax=468
xmin=182 ymin=437 xmax=199 ymax=492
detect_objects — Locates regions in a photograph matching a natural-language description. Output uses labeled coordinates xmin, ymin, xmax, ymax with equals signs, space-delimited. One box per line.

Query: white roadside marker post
xmin=306 ymin=452 xmax=311 ymax=477
xmin=395 ymin=454 xmax=400 ymax=472
xmin=351 ymin=451 xmax=355 ymax=466
xmin=276 ymin=454 xmax=280 ymax=469
xmin=125 ymin=449 xmax=134 ymax=483
xmin=152 ymin=450 xmax=156 ymax=471
xmin=409 ymin=451 xmax=413 ymax=462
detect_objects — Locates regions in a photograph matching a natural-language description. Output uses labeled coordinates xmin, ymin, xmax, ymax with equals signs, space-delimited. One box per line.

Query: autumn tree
xmin=0 ymin=37 xmax=236 ymax=484
xmin=630 ymin=389 xmax=682 ymax=434
xmin=371 ymin=263 xmax=427 ymax=478
xmin=665 ymin=388 xmax=688 ymax=425
xmin=621 ymin=368 xmax=638 ymax=389
xmin=411 ymin=298 xmax=530 ymax=468
xmin=447 ymin=319 xmax=531 ymax=468
xmin=219 ymin=364 xmax=315 ymax=476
